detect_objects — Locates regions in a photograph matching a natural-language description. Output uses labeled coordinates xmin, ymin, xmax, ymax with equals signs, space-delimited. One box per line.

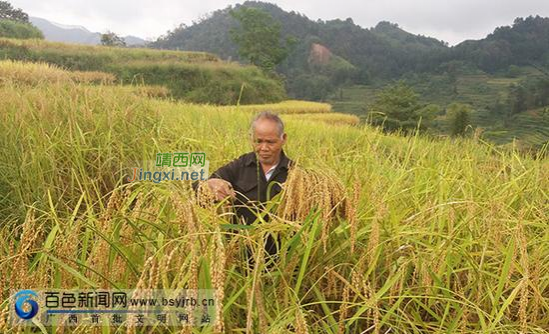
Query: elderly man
xmin=201 ymin=111 xmax=293 ymax=255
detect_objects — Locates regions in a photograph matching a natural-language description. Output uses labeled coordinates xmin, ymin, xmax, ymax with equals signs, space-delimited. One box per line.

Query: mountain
xmin=152 ymin=2 xmax=447 ymax=74
xmin=151 ymin=2 xmax=549 ymax=83
xmin=29 ymin=17 xmax=146 ymax=46
xmin=452 ymin=15 xmax=549 ymax=73
xmin=151 ymin=1 xmax=450 ymax=99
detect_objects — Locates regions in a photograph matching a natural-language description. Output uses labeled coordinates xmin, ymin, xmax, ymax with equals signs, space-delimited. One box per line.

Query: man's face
xmin=252 ymin=118 xmax=287 ymax=166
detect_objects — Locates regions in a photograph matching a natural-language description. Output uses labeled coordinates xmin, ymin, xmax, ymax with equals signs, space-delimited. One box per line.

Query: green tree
xmin=0 ymin=1 xmax=28 ymax=23
xmin=288 ymin=73 xmax=332 ymax=100
xmin=229 ymin=7 xmax=294 ymax=72
xmin=447 ymin=103 xmax=473 ymax=136
xmin=416 ymin=103 xmax=442 ymax=127
xmin=100 ymin=31 xmax=126 ymax=47
xmin=369 ymin=81 xmax=432 ymax=132
xmin=508 ymin=83 xmax=527 ymax=115
xmin=0 ymin=19 xmax=42 ymax=39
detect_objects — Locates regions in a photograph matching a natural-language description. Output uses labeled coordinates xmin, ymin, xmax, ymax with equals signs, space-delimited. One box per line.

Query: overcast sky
xmin=9 ymin=0 xmax=549 ymax=45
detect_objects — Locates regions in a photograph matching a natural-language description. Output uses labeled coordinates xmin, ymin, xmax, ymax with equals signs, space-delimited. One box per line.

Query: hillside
xmin=153 ymin=4 xmax=549 ymax=85
xmin=150 ymin=3 xmax=549 ymax=90
xmin=0 ymin=37 xmax=285 ymax=104
xmin=151 ymin=1 xmax=448 ymax=97
xmin=452 ymin=16 xmax=549 ymax=73
xmin=329 ymin=65 xmax=549 ymax=149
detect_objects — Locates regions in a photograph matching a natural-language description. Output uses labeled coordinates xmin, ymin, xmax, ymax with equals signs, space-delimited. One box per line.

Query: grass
xmin=0 ymin=62 xmax=548 ymax=333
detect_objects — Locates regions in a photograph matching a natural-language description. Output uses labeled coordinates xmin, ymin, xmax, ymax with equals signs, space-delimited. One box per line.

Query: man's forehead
xmin=254 ymin=118 xmax=278 ymax=129
xmin=253 ymin=120 xmax=280 ymax=135
xmin=252 ymin=131 xmax=279 ymax=139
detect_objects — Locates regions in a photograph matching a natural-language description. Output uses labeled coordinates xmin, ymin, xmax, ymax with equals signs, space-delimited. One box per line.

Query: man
xmin=200 ymin=111 xmax=293 ymax=255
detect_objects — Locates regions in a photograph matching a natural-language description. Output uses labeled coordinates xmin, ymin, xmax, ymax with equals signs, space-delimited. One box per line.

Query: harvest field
xmin=0 ymin=58 xmax=548 ymax=334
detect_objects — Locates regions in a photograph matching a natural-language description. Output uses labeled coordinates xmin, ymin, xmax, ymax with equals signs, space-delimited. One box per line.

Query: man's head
xmin=250 ymin=111 xmax=287 ymax=166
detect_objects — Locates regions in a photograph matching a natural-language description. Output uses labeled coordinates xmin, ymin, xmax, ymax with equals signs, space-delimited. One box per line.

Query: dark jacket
xmin=209 ymin=149 xmax=293 ymax=225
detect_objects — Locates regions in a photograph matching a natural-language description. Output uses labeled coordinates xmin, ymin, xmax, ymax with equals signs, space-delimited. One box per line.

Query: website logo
xmin=14 ymin=290 xmax=39 ymax=320
xmin=10 ymin=289 xmax=216 ymax=327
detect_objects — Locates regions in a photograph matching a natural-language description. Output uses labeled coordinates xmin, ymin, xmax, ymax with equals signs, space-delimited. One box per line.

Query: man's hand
xmin=205 ymin=178 xmax=236 ymax=201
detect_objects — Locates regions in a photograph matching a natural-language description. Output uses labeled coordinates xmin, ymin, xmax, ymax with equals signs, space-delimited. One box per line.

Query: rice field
xmin=0 ymin=62 xmax=548 ymax=333
xmin=0 ymin=38 xmax=221 ymax=63
xmin=329 ymin=71 xmax=549 ymax=150
xmin=281 ymin=113 xmax=360 ymax=126
xmin=0 ymin=38 xmax=286 ymax=105
xmin=235 ymin=100 xmax=332 ymax=114
xmin=0 ymin=59 xmax=116 ymax=85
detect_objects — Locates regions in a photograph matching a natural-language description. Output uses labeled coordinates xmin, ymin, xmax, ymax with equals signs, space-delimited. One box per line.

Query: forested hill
xmin=151 ymin=2 xmax=549 ymax=99
xmin=150 ymin=1 xmax=448 ymax=80
xmin=452 ymin=16 xmax=549 ymax=73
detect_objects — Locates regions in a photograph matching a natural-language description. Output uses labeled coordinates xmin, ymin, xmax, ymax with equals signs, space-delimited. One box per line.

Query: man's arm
xmin=192 ymin=157 xmax=240 ymax=200
xmin=210 ymin=160 xmax=237 ymax=183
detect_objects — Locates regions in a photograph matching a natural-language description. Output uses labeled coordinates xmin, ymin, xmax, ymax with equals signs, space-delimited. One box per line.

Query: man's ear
xmin=281 ymin=133 xmax=287 ymax=144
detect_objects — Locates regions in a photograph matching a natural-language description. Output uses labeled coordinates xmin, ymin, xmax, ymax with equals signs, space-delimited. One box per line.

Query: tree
xmin=0 ymin=19 xmax=43 ymax=39
xmin=508 ymin=83 xmax=527 ymax=115
xmin=447 ymin=103 xmax=473 ymax=136
xmin=0 ymin=1 xmax=29 ymax=23
xmin=100 ymin=31 xmax=126 ymax=47
xmin=229 ymin=6 xmax=294 ymax=73
xmin=368 ymin=81 xmax=431 ymax=132
xmin=416 ymin=103 xmax=442 ymax=126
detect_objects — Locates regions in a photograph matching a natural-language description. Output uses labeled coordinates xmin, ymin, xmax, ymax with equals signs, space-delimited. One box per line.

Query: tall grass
xmin=0 ymin=67 xmax=548 ymax=333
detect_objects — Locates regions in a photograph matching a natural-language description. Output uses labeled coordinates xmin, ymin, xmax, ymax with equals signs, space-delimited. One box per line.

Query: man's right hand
xmin=205 ymin=178 xmax=236 ymax=201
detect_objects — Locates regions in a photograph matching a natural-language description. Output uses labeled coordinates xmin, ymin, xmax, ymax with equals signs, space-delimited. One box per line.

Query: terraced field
xmin=0 ymin=38 xmax=285 ymax=104
xmin=328 ymin=69 xmax=549 ymax=150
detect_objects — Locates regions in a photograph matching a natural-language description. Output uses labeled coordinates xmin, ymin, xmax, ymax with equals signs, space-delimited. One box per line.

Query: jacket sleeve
xmin=210 ymin=158 xmax=239 ymax=184
xmin=191 ymin=157 xmax=240 ymax=192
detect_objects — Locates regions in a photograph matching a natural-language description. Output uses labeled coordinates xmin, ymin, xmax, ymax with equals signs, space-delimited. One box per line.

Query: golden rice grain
xmin=211 ymin=232 xmax=226 ymax=333
xmin=337 ymin=279 xmax=351 ymax=334
xmin=348 ymin=177 xmax=361 ymax=254
xmin=295 ymin=308 xmax=309 ymax=334
xmin=278 ymin=166 xmax=349 ymax=223
xmin=516 ymin=221 xmax=529 ymax=332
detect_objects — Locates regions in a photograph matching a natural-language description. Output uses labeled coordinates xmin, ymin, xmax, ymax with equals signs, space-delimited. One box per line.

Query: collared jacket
xmin=209 ymin=149 xmax=293 ymax=225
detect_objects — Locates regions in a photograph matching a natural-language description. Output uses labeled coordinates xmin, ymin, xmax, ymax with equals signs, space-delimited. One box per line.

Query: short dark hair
xmin=250 ymin=111 xmax=285 ymax=137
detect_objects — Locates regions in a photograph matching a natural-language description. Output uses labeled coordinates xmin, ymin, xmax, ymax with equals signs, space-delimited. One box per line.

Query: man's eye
xmin=254 ymin=140 xmax=276 ymax=145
